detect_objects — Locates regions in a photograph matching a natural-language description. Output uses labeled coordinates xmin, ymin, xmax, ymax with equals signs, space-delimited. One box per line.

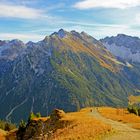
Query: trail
xmin=90 ymin=109 xmax=140 ymax=140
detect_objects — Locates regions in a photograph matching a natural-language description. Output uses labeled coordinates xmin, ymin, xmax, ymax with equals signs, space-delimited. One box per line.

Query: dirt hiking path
xmin=90 ymin=109 xmax=140 ymax=140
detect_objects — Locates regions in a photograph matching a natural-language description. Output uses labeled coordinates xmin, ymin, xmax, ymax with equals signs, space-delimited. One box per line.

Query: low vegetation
xmin=4 ymin=107 xmax=140 ymax=139
xmin=0 ymin=120 xmax=16 ymax=131
xmin=128 ymin=95 xmax=140 ymax=105
xmin=50 ymin=108 xmax=112 ymax=140
xmin=28 ymin=112 xmax=41 ymax=122
xmin=16 ymin=108 xmax=112 ymax=140
xmin=98 ymin=107 xmax=140 ymax=130
xmin=0 ymin=120 xmax=17 ymax=140
xmin=127 ymin=105 xmax=140 ymax=116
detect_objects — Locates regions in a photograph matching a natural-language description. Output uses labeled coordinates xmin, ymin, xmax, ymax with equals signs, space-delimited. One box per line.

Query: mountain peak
xmin=81 ymin=31 xmax=89 ymax=36
xmin=51 ymin=29 xmax=68 ymax=38
xmin=117 ymin=34 xmax=126 ymax=37
xmin=58 ymin=29 xmax=67 ymax=38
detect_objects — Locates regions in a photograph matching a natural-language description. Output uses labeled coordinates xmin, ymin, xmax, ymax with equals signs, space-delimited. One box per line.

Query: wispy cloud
xmin=0 ymin=3 xmax=46 ymax=19
xmin=74 ymin=0 xmax=140 ymax=9
xmin=0 ymin=33 xmax=43 ymax=42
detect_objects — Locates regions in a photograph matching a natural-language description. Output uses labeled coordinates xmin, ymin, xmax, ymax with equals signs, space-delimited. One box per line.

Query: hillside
xmin=100 ymin=34 xmax=140 ymax=63
xmin=101 ymin=34 xmax=140 ymax=88
xmin=3 ymin=107 xmax=140 ymax=140
xmin=0 ymin=29 xmax=136 ymax=123
xmin=16 ymin=108 xmax=112 ymax=140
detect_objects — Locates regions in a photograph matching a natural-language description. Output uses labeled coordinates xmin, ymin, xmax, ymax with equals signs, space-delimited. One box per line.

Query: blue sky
xmin=0 ymin=0 xmax=140 ymax=42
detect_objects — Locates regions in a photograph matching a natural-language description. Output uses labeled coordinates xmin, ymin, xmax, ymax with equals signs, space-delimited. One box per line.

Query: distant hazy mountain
xmin=0 ymin=30 xmax=136 ymax=123
xmin=0 ymin=39 xmax=26 ymax=60
xmin=100 ymin=34 xmax=140 ymax=63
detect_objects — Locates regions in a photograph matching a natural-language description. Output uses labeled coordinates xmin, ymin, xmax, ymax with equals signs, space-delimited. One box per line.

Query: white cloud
xmin=60 ymin=21 xmax=140 ymax=39
xmin=0 ymin=33 xmax=43 ymax=42
xmin=74 ymin=0 xmax=140 ymax=9
xmin=135 ymin=13 xmax=140 ymax=24
xmin=0 ymin=4 xmax=45 ymax=19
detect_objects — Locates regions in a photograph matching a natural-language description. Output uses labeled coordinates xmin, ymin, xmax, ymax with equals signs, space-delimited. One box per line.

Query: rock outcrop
xmin=17 ymin=109 xmax=67 ymax=140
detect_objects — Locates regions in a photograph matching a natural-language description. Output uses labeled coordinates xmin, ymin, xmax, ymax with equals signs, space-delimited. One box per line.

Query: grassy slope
xmin=22 ymin=108 xmax=112 ymax=140
xmin=6 ymin=107 xmax=140 ymax=140
xmin=48 ymin=108 xmax=112 ymax=140
xmin=98 ymin=107 xmax=140 ymax=130
xmin=0 ymin=129 xmax=6 ymax=140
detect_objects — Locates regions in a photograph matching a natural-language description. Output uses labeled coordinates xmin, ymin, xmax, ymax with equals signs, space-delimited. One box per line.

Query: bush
xmin=36 ymin=112 xmax=41 ymax=118
xmin=127 ymin=105 xmax=140 ymax=116
xmin=0 ymin=120 xmax=16 ymax=131
xmin=28 ymin=112 xmax=36 ymax=122
xmin=19 ymin=120 xmax=26 ymax=129
xmin=138 ymin=108 xmax=140 ymax=116
xmin=28 ymin=112 xmax=42 ymax=122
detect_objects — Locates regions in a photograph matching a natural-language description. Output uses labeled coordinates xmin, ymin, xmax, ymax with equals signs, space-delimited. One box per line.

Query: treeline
xmin=127 ymin=105 xmax=140 ymax=116
xmin=0 ymin=120 xmax=16 ymax=131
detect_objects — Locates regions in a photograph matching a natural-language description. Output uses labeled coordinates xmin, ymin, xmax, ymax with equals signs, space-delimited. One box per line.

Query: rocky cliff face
xmin=100 ymin=34 xmax=140 ymax=63
xmin=100 ymin=34 xmax=140 ymax=88
xmin=17 ymin=109 xmax=67 ymax=140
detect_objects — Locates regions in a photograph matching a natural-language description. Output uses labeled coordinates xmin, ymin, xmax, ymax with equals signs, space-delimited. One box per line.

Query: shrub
xmin=138 ymin=108 xmax=140 ymax=116
xmin=28 ymin=112 xmax=36 ymax=122
xmin=19 ymin=120 xmax=26 ymax=129
xmin=127 ymin=105 xmax=140 ymax=116
xmin=36 ymin=112 xmax=41 ymax=118
xmin=28 ymin=112 xmax=42 ymax=122
xmin=0 ymin=120 xmax=16 ymax=131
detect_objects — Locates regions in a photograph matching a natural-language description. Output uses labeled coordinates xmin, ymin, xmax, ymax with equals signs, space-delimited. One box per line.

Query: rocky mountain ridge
xmin=100 ymin=34 xmax=140 ymax=63
xmin=0 ymin=29 xmax=138 ymax=123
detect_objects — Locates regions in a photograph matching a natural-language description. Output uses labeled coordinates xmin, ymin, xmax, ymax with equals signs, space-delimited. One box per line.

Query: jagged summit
xmin=101 ymin=34 xmax=140 ymax=63
xmin=116 ymin=34 xmax=139 ymax=39
xmin=0 ymin=39 xmax=24 ymax=46
xmin=117 ymin=34 xmax=128 ymax=37
xmin=50 ymin=29 xmax=69 ymax=38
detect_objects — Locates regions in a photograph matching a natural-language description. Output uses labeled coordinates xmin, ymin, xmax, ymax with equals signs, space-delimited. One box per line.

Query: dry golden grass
xmin=48 ymin=108 xmax=112 ymax=140
xmin=98 ymin=107 xmax=140 ymax=129
xmin=132 ymin=123 xmax=140 ymax=130
xmin=0 ymin=135 xmax=5 ymax=140
xmin=62 ymin=37 xmax=120 ymax=72
xmin=6 ymin=129 xmax=18 ymax=140
xmin=0 ymin=129 xmax=7 ymax=140
xmin=0 ymin=128 xmax=18 ymax=140
xmin=33 ymin=117 xmax=49 ymax=121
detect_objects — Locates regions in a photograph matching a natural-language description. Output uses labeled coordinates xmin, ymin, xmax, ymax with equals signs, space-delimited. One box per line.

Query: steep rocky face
xmin=0 ymin=30 xmax=135 ymax=123
xmin=100 ymin=34 xmax=140 ymax=88
xmin=0 ymin=39 xmax=26 ymax=60
xmin=100 ymin=34 xmax=140 ymax=63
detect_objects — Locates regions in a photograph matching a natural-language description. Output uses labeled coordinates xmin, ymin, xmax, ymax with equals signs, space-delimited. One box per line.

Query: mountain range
xmin=0 ymin=29 xmax=140 ymax=123
xmin=101 ymin=34 xmax=140 ymax=63
xmin=101 ymin=34 xmax=140 ymax=88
